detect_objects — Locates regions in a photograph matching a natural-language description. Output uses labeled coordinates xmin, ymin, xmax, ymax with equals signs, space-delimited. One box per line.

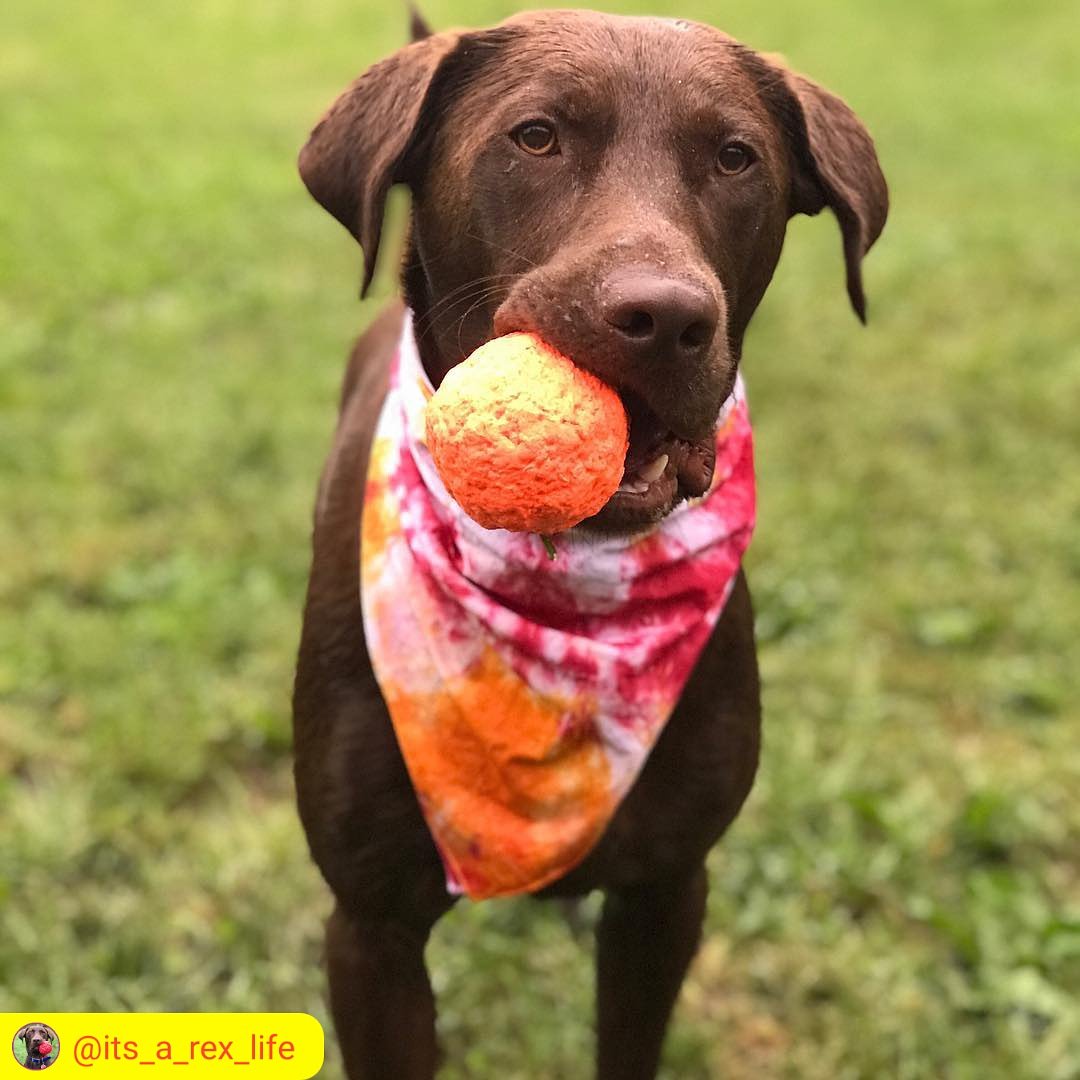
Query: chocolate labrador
xmin=293 ymin=9 xmax=886 ymax=1078
xmin=18 ymin=1025 xmax=56 ymax=1070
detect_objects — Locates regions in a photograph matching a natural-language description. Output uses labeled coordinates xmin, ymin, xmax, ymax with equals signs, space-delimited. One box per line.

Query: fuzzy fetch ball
xmin=37 ymin=1043 xmax=53 ymax=1057
xmin=424 ymin=334 xmax=629 ymax=534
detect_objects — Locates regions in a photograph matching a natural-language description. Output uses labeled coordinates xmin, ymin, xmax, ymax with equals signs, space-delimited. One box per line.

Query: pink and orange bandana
xmin=360 ymin=315 xmax=756 ymax=900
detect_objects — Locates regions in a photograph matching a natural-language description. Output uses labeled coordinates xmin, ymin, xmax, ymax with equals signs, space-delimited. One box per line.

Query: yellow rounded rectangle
xmin=4 ymin=1015 xmax=323 ymax=1078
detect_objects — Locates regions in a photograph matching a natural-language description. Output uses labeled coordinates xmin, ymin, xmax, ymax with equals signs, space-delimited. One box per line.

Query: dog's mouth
xmin=481 ymin=308 xmax=721 ymax=532
xmin=587 ymin=390 xmax=716 ymax=531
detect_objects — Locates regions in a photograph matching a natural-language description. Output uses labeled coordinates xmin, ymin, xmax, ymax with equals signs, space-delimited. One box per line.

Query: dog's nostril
xmin=622 ymin=310 xmax=655 ymax=339
xmin=679 ymin=320 xmax=713 ymax=351
xmin=602 ymin=271 xmax=719 ymax=358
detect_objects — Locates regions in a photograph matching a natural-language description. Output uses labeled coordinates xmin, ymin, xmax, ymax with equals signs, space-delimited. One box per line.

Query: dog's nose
xmin=601 ymin=271 xmax=719 ymax=364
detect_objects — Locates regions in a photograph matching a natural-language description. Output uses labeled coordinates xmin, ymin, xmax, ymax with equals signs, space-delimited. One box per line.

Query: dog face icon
xmin=14 ymin=1024 xmax=59 ymax=1070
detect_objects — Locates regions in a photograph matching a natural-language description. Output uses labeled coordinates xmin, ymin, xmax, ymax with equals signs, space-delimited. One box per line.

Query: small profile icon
xmin=13 ymin=1024 xmax=60 ymax=1070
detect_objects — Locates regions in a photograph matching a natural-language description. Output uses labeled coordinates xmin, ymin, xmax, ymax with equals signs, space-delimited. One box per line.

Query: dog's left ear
xmin=298 ymin=31 xmax=467 ymax=295
xmin=756 ymin=57 xmax=889 ymax=322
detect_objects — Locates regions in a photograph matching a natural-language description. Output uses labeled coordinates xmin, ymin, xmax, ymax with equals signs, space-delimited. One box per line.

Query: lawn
xmin=1 ymin=0 xmax=1078 ymax=1077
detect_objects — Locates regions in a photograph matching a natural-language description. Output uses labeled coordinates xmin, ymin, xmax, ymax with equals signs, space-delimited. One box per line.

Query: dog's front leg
xmin=595 ymin=865 xmax=709 ymax=1080
xmin=326 ymin=904 xmax=445 ymax=1080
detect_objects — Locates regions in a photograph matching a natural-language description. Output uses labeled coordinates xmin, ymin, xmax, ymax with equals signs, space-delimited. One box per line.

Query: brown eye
xmin=513 ymin=121 xmax=559 ymax=156
xmin=717 ymin=142 xmax=753 ymax=175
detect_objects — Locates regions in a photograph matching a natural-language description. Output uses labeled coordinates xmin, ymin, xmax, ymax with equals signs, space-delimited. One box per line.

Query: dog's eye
xmin=513 ymin=121 xmax=559 ymax=156
xmin=716 ymin=142 xmax=754 ymax=175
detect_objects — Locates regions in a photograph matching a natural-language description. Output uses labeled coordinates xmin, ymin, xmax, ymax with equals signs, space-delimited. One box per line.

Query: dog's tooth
xmin=638 ymin=453 xmax=669 ymax=484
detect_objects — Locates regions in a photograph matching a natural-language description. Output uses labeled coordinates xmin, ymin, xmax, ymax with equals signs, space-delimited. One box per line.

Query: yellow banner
xmin=4 ymin=1015 xmax=322 ymax=1078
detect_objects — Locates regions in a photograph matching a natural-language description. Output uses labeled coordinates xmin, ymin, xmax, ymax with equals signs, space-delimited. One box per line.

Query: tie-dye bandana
xmin=360 ymin=314 xmax=756 ymax=900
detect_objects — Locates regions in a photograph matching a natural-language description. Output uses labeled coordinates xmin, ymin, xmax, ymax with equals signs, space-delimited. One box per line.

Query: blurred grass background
xmin=1 ymin=0 xmax=1078 ymax=1076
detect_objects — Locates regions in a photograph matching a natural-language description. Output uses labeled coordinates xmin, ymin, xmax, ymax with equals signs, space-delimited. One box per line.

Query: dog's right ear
xmin=781 ymin=68 xmax=888 ymax=322
xmin=746 ymin=51 xmax=888 ymax=323
xmin=298 ymin=31 xmax=464 ymax=295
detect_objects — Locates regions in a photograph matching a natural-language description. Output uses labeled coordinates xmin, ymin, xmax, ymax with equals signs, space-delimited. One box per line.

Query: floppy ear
xmin=759 ymin=58 xmax=888 ymax=322
xmin=298 ymin=31 xmax=464 ymax=295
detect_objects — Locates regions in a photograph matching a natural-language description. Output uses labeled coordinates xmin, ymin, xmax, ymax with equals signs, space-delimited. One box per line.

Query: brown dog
xmin=293 ymin=10 xmax=886 ymax=1078
xmin=18 ymin=1025 xmax=56 ymax=1070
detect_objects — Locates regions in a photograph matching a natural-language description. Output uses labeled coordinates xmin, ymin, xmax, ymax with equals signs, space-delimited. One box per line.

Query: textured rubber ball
xmin=425 ymin=334 xmax=629 ymax=533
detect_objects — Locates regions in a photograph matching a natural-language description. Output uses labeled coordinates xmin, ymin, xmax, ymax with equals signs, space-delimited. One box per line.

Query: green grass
xmin=1 ymin=0 xmax=1078 ymax=1077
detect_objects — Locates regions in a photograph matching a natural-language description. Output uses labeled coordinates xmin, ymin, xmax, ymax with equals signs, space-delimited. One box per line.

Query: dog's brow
xmin=482 ymin=75 xmax=610 ymax=130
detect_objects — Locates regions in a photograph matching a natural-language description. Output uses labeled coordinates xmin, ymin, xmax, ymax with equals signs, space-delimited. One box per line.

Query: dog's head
xmin=300 ymin=10 xmax=887 ymax=530
xmin=20 ymin=1025 xmax=52 ymax=1058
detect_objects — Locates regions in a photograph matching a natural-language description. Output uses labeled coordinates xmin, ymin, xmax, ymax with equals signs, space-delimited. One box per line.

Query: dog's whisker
xmin=413 ymin=275 xmax=509 ymax=320
xmin=413 ymin=274 xmax=520 ymax=336
xmin=441 ymin=290 xmax=507 ymax=353
xmin=414 ymin=280 xmax=516 ymax=331
xmin=461 ymin=231 xmax=540 ymax=270
xmin=451 ymin=286 xmax=509 ymax=354
xmin=415 ymin=290 xmax=500 ymax=344
xmin=415 ymin=281 xmax=515 ymax=344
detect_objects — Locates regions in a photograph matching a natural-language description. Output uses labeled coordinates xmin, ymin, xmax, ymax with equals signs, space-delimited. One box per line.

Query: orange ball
xmin=425 ymin=334 xmax=629 ymax=533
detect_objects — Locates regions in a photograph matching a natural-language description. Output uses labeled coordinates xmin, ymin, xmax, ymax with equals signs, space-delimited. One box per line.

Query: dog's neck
xmin=401 ymin=228 xmax=459 ymax=389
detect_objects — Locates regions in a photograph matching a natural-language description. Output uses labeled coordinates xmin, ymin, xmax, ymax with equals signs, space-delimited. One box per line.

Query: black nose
xmin=601 ymin=271 xmax=719 ymax=364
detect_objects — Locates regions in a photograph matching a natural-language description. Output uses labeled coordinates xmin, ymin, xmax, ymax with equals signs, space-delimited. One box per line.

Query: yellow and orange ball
xmin=425 ymin=334 xmax=628 ymax=534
